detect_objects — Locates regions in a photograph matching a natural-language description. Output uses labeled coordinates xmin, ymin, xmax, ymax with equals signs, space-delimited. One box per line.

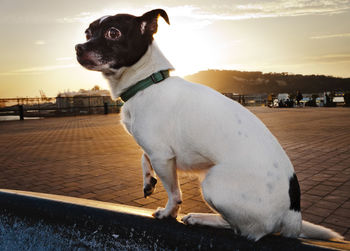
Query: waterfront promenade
xmin=0 ymin=107 xmax=349 ymax=240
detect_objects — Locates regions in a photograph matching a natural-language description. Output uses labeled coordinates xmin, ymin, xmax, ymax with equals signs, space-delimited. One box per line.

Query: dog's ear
xmin=138 ymin=9 xmax=170 ymax=36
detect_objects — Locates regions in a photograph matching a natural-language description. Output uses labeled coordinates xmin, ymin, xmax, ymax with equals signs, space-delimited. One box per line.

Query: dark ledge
xmin=0 ymin=189 xmax=349 ymax=250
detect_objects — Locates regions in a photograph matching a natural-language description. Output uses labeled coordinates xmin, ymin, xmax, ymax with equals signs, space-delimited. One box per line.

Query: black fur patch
xmin=150 ymin=177 xmax=157 ymax=186
xmin=288 ymin=173 xmax=301 ymax=212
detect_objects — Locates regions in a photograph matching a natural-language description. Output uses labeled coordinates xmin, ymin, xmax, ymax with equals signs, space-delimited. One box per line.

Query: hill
xmin=184 ymin=70 xmax=350 ymax=94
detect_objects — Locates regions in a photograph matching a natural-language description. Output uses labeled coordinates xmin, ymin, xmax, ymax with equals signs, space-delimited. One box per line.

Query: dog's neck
xmin=103 ymin=42 xmax=174 ymax=100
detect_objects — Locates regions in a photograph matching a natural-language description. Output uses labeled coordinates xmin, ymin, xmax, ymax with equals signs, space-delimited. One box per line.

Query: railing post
xmin=38 ymin=99 xmax=41 ymax=116
xmin=88 ymin=96 xmax=91 ymax=114
xmin=19 ymin=105 xmax=24 ymax=120
xmin=104 ymin=102 xmax=108 ymax=114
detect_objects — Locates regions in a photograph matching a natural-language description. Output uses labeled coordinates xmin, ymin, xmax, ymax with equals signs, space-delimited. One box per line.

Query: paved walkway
xmin=0 ymin=107 xmax=349 ymax=240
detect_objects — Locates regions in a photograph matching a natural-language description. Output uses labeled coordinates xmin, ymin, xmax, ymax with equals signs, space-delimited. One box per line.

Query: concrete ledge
xmin=0 ymin=189 xmax=349 ymax=250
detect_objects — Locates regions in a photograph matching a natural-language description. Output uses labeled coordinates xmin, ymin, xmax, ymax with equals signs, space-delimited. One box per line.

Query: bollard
xmin=104 ymin=102 xmax=109 ymax=114
xmin=19 ymin=105 xmax=24 ymax=120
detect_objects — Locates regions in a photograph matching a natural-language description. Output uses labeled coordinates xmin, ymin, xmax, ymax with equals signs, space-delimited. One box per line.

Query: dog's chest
xmin=173 ymin=148 xmax=214 ymax=171
xmin=120 ymin=106 xmax=133 ymax=134
xmin=121 ymin=104 xmax=212 ymax=171
xmin=176 ymin=158 xmax=213 ymax=171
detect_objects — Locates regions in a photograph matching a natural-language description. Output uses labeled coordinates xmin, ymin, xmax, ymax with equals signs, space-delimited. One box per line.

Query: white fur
xmin=140 ymin=21 xmax=147 ymax=34
xmin=103 ymin=42 xmax=343 ymax=241
xmin=104 ymin=42 xmax=174 ymax=100
xmin=85 ymin=51 xmax=115 ymax=71
xmin=300 ymin=220 xmax=344 ymax=241
xmin=99 ymin=15 xmax=111 ymax=24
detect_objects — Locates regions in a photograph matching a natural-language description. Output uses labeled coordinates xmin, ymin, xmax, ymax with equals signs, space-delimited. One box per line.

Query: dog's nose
xmin=75 ymin=44 xmax=84 ymax=56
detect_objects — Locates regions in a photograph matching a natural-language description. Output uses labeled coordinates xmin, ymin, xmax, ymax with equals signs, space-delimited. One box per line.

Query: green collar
xmin=120 ymin=70 xmax=170 ymax=102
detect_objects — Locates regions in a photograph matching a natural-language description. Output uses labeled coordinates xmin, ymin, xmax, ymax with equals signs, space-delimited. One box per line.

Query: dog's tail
xmin=299 ymin=220 xmax=344 ymax=241
xmin=281 ymin=210 xmax=344 ymax=241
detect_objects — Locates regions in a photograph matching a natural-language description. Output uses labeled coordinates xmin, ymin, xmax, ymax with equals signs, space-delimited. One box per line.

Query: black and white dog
xmin=76 ymin=9 xmax=343 ymax=241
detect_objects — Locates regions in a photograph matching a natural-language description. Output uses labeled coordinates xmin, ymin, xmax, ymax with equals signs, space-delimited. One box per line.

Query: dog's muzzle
xmin=75 ymin=43 xmax=99 ymax=69
xmin=75 ymin=43 xmax=85 ymax=57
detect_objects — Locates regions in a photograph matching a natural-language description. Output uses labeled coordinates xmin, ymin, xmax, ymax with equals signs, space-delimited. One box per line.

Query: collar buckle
xmin=151 ymin=73 xmax=158 ymax=83
xmin=120 ymin=70 xmax=170 ymax=102
xmin=151 ymin=71 xmax=165 ymax=83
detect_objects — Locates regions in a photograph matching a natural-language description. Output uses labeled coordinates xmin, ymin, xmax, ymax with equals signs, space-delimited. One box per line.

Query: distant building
xmin=56 ymin=89 xmax=121 ymax=114
xmin=222 ymin=93 xmax=268 ymax=106
xmin=56 ymin=89 xmax=112 ymax=109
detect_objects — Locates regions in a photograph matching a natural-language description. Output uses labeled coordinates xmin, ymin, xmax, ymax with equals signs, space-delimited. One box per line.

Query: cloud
xmin=57 ymin=11 xmax=94 ymax=24
xmin=310 ymin=33 xmax=350 ymax=39
xmin=56 ymin=8 xmax=150 ymax=24
xmin=34 ymin=40 xmax=46 ymax=45
xmin=307 ymin=54 xmax=350 ymax=63
xmin=0 ymin=64 xmax=77 ymax=76
xmin=229 ymin=0 xmax=350 ymax=19
xmin=170 ymin=0 xmax=350 ymax=20
xmin=56 ymin=57 xmax=73 ymax=61
xmin=194 ymin=0 xmax=350 ymax=20
xmin=57 ymin=1 xmax=350 ymax=25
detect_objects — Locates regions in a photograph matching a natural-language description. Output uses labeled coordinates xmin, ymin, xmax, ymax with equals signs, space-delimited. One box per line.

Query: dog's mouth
xmin=76 ymin=52 xmax=115 ymax=72
xmin=75 ymin=43 xmax=113 ymax=71
xmin=76 ymin=55 xmax=98 ymax=70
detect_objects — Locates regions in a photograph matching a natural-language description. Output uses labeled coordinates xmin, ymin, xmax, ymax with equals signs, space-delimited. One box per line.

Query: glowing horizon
xmin=1 ymin=1 xmax=350 ymax=98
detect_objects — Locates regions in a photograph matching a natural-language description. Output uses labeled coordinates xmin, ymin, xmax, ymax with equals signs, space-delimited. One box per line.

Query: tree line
xmin=184 ymin=70 xmax=350 ymax=94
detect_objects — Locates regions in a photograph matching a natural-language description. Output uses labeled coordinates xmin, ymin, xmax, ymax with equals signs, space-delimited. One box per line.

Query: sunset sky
xmin=0 ymin=0 xmax=349 ymax=98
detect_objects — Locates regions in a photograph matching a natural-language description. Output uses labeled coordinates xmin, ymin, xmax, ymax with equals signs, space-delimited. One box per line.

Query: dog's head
xmin=75 ymin=9 xmax=169 ymax=72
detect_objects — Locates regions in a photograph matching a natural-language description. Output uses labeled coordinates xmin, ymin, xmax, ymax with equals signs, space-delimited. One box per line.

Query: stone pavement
xmin=0 ymin=107 xmax=349 ymax=240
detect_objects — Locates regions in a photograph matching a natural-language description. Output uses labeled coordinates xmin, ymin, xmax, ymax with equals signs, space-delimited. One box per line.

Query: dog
xmin=75 ymin=9 xmax=344 ymax=241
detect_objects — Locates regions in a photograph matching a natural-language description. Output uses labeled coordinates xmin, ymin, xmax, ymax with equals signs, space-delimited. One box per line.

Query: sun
xmin=154 ymin=19 xmax=217 ymax=77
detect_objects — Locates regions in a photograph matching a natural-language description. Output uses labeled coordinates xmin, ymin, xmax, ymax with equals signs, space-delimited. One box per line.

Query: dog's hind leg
xmin=194 ymin=165 xmax=271 ymax=241
xmin=142 ymin=153 xmax=157 ymax=198
xmin=182 ymin=213 xmax=231 ymax=229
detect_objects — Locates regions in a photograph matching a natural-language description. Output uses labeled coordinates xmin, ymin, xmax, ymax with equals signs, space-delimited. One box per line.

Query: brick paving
xmin=0 ymin=107 xmax=349 ymax=240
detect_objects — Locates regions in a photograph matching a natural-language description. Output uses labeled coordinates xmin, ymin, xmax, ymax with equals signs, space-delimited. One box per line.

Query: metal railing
xmin=0 ymin=96 xmax=123 ymax=120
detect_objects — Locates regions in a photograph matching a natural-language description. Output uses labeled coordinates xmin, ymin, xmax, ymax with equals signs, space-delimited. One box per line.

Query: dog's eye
xmin=105 ymin=27 xmax=121 ymax=40
xmin=85 ymin=30 xmax=92 ymax=41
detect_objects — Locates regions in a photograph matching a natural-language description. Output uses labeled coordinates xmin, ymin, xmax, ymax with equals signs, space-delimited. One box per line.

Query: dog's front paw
xmin=152 ymin=207 xmax=177 ymax=219
xmin=143 ymin=177 xmax=157 ymax=198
